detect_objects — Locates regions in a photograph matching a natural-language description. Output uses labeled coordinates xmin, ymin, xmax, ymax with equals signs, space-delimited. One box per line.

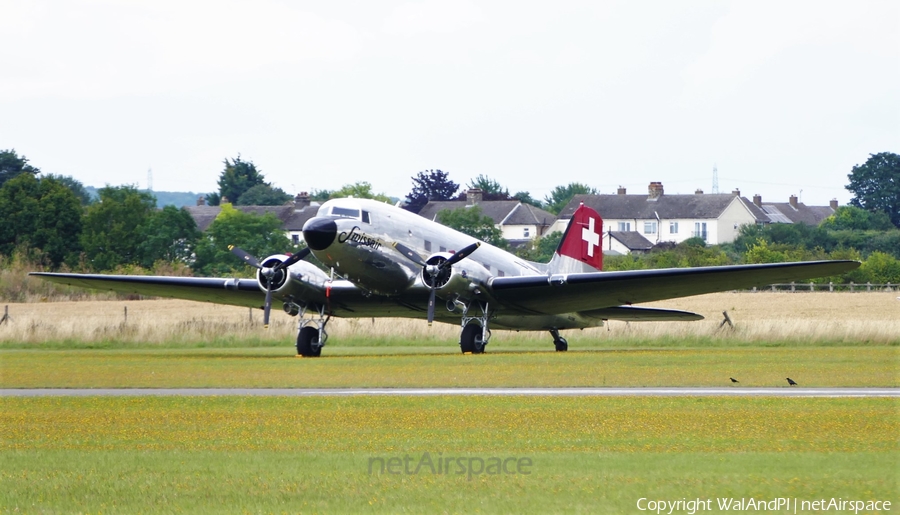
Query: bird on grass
xmin=786 ymin=377 xmax=798 ymax=386
xmin=730 ymin=378 xmax=739 ymax=383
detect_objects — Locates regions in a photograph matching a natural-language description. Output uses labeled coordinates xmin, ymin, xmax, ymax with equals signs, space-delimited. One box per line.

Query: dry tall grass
xmin=1 ymin=291 xmax=897 ymax=346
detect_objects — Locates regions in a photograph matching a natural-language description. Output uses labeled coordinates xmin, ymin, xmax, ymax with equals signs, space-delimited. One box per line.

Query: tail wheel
xmin=297 ymin=326 xmax=322 ymax=357
xmin=554 ymin=337 xmax=568 ymax=352
xmin=460 ymin=323 xmax=486 ymax=354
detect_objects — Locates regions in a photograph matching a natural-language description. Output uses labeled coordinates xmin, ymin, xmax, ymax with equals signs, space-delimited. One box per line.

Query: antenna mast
xmin=712 ymin=164 xmax=719 ymax=194
xmin=147 ymin=168 xmax=153 ymax=191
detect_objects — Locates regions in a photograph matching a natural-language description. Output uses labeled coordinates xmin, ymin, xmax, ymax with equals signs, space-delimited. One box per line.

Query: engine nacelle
xmin=422 ymin=252 xmax=493 ymax=303
xmin=256 ymin=254 xmax=330 ymax=304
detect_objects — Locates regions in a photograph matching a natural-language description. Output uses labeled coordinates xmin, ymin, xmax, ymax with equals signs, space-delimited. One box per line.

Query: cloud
xmin=382 ymin=0 xmax=485 ymax=36
xmin=0 ymin=0 xmax=362 ymax=99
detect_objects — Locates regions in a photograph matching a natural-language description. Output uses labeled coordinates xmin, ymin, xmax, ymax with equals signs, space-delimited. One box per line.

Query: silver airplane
xmin=31 ymin=198 xmax=859 ymax=356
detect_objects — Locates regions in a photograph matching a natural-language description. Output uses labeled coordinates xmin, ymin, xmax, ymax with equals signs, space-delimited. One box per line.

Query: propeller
xmin=228 ymin=245 xmax=311 ymax=328
xmin=393 ymin=241 xmax=480 ymax=325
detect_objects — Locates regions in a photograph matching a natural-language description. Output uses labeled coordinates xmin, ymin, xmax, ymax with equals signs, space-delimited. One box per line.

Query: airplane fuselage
xmin=302 ymin=198 xmax=544 ymax=296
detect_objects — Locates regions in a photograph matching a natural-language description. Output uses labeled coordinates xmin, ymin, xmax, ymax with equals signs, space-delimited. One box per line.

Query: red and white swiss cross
xmin=556 ymin=203 xmax=603 ymax=270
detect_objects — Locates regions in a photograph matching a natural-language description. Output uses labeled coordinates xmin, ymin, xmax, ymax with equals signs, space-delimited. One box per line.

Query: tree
xmin=192 ymin=205 xmax=293 ymax=276
xmin=846 ymin=152 xmax=900 ymax=228
xmin=0 ymin=149 xmax=41 ymax=188
xmin=237 ymin=184 xmax=292 ymax=206
xmin=43 ymin=173 xmax=92 ymax=205
xmin=513 ymin=191 xmax=542 ymax=208
xmin=310 ymin=189 xmax=332 ymax=202
xmin=466 ymin=174 xmax=511 ymax=200
xmin=820 ymin=206 xmax=894 ymax=231
xmin=405 ymin=169 xmax=459 ymax=214
xmin=437 ymin=205 xmax=508 ymax=249
xmin=138 ymin=206 xmax=201 ymax=267
xmin=215 ymin=155 xmax=266 ymax=205
xmin=330 ymin=181 xmax=391 ymax=202
xmin=80 ymin=185 xmax=157 ymax=270
xmin=0 ymin=173 xmax=82 ymax=267
xmin=514 ymin=231 xmax=562 ymax=262
xmin=543 ymin=182 xmax=597 ymax=215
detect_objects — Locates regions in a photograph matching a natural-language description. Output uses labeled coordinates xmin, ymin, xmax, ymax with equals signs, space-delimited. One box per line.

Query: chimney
xmin=197 ymin=196 xmax=205 ymax=206
xmin=648 ymin=182 xmax=664 ymax=200
xmin=467 ymin=188 xmax=483 ymax=205
xmin=294 ymin=191 xmax=310 ymax=209
xmin=695 ymin=189 xmax=704 ymax=195
xmin=789 ymin=195 xmax=798 ymax=209
xmin=221 ymin=196 xmax=230 ymax=204
xmin=753 ymin=194 xmax=762 ymax=207
xmin=617 ymin=186 xmax=627 ymax=195
xmin=732 ymin=188 xmax=741 ymax=196
xmin=830 ymin=199 xmax=838 ymax=210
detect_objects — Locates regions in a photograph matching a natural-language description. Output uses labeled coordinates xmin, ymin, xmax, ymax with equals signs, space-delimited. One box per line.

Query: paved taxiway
xmin=2 ymin=388 xmax=897 ymax=397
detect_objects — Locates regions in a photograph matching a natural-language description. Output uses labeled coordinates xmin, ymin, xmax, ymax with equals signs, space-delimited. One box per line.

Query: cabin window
xmin=669 ymin=222 xmax=679 ymax=234
xmin=483 ymin=263 xmax=490 ymax=271
xmin=362 ymin=211 xmax=371 ymax=223
xmin=331 ymin=206 xmax=360 ymax=219
xmin=439 ymin=246 xmax=446 ymax=252
xmin=424 ymin=240 xmax=432 ymax=252
xmin=498 ymin=270 xmax=505 ymax=277
xmin=617 ymin=222 xmax=631 ymax=231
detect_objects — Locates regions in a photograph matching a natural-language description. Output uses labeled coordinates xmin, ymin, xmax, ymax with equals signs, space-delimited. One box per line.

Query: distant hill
xmin=85 ymin=187 xmax=210 ymax=209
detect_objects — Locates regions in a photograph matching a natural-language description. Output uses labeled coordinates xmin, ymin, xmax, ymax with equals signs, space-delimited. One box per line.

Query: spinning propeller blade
xmin=279 ymin=247 xmax=311 ymax=269
xmin=229 ymin=245 xmax=311 ymax=330
xmin=442 ymin=242 xmax=480 ymax=269
xmin=427 ymin=288 xmax=436 ymax=326
xmin=392 ymin=242 xmax=427 ymax=267
xmin=229 ymin=245 xmax=262 ymax=269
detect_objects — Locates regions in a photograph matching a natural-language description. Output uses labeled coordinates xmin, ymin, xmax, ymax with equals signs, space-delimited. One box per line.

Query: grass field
xmin=1 ymin=292 xmax=897 ymax=513
xmin=2 ymin=347 xmax=897 ymax=388
xmin=1 ymin=291 xmax=898 ymax=347
xmin=2 ymin=396 xmax=897 ymax=513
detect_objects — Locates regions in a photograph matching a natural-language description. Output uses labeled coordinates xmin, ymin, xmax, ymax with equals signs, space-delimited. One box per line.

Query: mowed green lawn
xmin=2 ymin=396 xmax=897 ymax=513
xmin=1 ymin=346 xmax=897 ymax=387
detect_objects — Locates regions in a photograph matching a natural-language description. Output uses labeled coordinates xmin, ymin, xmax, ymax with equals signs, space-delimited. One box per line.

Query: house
xmin=416 ymin=189 xmax=557 ymax=247
xmin=606 ymin=231 xmax=654 ymax=255
xmin=551 ymin=182 xmax=770 ymax=252
xmin=752 ymin=194 xmax=838 ymax=225
xmin=184 ymin=192 xmax=320 ymax=244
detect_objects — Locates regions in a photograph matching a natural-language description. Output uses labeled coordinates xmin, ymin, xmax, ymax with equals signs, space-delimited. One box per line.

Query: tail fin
xmin=548 ymin=203 xmax=603 ymax=273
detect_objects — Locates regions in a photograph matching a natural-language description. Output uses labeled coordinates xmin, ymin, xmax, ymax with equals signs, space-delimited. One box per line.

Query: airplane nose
xmin=302 ymin=217 xmax=337 ymax=251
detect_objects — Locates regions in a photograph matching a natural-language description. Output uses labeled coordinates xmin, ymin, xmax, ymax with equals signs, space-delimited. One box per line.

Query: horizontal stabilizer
xmin=579 ymin=305 xmax=704 ymax=322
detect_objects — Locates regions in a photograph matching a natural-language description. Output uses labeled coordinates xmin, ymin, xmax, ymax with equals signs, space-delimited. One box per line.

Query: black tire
xmin=554 ymin=337 xmax=568 ymax=352
xmin=460 ymin=323 xmax=486 ymax=354
xmin=297 ymin=326 xmax=322 ymax=357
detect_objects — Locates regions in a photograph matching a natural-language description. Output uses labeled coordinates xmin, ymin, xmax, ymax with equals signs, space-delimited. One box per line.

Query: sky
xmin=2 ymin=0 xmax=897 ymax=207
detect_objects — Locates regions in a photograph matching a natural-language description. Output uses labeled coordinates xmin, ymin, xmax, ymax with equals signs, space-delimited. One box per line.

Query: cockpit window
xmin=331 ymin=206 xmax=361 ymax=219
xmin=362 ymin=210 xmax=370 ymax=223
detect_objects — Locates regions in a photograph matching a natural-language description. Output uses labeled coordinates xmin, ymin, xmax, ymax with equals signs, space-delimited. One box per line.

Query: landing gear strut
xmin=459 ymin=302 xmax=491 ymax=354
xmin=549 ymin=328 xmax=568 ymax=352
xmin=294 ymin=304 xmax=329 ymax=357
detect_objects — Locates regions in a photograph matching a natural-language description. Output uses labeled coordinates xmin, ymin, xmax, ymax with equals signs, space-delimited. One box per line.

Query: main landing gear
xmin=459 ymin=302 xmax=491 ymax=354
xmin=549 ymin=328 xmax=568 ymax=352
xmin=288 ymin=302 xmax=329 ymax=357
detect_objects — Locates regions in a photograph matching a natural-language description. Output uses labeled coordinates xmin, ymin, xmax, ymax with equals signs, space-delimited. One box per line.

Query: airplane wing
xmin=488 ymin=260 xmax=859 ymax=315
xmin=29 ymin=273 xmax=266 ymax=308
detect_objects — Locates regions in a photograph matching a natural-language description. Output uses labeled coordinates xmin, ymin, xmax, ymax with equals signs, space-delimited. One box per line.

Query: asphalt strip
xmin=1 ymin=387 xmax=898 ymax=397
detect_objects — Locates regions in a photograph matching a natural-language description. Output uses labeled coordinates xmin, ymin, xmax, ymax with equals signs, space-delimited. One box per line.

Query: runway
xmin=2 ymin=387 xmax=897 ymax=397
